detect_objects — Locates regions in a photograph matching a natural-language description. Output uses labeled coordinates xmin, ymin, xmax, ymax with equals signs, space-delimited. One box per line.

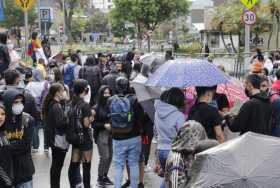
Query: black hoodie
xmin=2 ymin=89 xmax=35 ymax=185
xmin=229 ymin=92 xmax=272 ymax=135
xmin=0 ymin=130 xmax=13 ymax=187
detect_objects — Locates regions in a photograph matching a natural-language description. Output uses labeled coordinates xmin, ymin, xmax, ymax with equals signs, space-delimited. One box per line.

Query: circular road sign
xmin=242 ymin=10 xmax=257 ymax=25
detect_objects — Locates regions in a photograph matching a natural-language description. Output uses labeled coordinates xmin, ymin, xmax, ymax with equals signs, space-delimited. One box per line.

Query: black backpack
xmin=66 ymin=102 xmax=84 ymax=146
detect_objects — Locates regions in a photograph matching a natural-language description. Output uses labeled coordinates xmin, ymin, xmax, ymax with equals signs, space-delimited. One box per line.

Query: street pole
xmin=62 ymin=0 xmax=66 ymax=50
xmin=38 ymin=0 xmax=41 ymax=36
xmin=244 ymin=22 xmax=250 ymax=71
xmin=24 ymin=11 xmax=29 ymax=60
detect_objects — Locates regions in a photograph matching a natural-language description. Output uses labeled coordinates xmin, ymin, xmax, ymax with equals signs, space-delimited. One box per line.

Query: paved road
xmin=32 ymin=130 xmax=161 ymax=188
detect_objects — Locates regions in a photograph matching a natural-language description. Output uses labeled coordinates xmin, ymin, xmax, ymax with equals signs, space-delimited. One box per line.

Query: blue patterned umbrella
xmin=146 ymin=59 xmax=229 ymax=88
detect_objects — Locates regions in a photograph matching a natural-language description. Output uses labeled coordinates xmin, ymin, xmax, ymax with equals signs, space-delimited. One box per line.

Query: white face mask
xmin=7 ymin=43 xmax=14 ymax=50
xmin=61 ymin=91 xmax=68 ymax=101
xmin=12 ymin=103 xmax=24 ymax=115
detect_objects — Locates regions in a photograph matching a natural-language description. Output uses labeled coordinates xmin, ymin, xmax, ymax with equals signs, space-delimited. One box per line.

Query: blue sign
xmin=0 ymin=0 xmax=5 ymax=22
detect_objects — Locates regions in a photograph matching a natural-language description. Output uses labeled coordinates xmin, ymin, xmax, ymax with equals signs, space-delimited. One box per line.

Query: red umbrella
xmin=184 ymin=78 xmax=248 ymax=108
xmin=217 ymin=78 xmax=248 ymax=108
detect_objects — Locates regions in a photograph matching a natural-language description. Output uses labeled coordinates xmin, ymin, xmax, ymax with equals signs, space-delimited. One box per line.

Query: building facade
xmin=91 ymin=0 xmax=114 ymax=12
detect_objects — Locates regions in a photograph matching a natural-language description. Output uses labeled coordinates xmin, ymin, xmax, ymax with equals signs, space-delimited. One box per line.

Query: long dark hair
xmin=53 ymin=68 xmax=63 ymax=83
xmin=0 ymin=104 xmax=6 ymax=132
xmin=96 ymin=85 xmax=112 ymax=106
xmin=42 ymin=83 xmax=64 ymax=118
xmin=95 ymin=86 xmax=112 ymax=120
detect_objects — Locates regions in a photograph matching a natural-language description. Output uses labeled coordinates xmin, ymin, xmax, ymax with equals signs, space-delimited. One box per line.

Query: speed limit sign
xmin=242 ymin=10 xmax=257 ymax=25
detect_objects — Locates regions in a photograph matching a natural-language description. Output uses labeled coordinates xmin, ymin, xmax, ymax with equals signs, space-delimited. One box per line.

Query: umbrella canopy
xmin=131 ymin=74 xmax=161 ymax=121
xmin=140 ymin=53 xmax=165 ymax=73
xmin=184 ymin=77 xmax=248 ymax=108
xmin=187 ymin=132 xmax=280 ymax=188
xmin=146 ymin=59 xmax=229 ymax=88
xmin=217 ymin=77 xmax=248 ymax=107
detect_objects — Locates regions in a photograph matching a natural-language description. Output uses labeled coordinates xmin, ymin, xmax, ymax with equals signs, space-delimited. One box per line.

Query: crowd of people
xmin=0 ymin=30 xmax=280 ymax=188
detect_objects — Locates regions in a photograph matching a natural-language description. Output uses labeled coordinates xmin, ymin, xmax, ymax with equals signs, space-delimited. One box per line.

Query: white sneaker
xmin=152 ymin=138 xmax=158 ymax=144
xmin=144 ymin=164 xmax=153 ymax=173
xmin=32 ymin=149 xmax=39 ymax=153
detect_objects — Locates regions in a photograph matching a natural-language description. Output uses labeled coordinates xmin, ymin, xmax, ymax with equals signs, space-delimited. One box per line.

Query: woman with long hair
xmin=67 ymin=79 xmax=93 ymax=188
xmin=42 ymin=83 xmax=69 ymax=188
xmin=94 ymin=85 xmax=114 ymax=186
xmin=0 ymin=103 xmax=13 ymax=188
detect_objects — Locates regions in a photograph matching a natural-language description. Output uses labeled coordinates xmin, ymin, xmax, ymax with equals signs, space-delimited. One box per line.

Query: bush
xmin=177 ymin=42 xmax=202 ymax=54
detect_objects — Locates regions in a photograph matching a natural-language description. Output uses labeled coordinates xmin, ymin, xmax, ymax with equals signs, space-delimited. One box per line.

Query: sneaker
xmin=121 ymin=179 xmax=130 ymax=188
xmin=96 ymin=177 xmax=106 ymax=187
xmin=144 ymin=164 xmax=153 ymax=173
xmin=152 ymin=138 xmax=158 ymax=144
xmin=32 ymin=149 xmax=39 ymax=153
xmin=138 ymin=183 xmax=144 ymax=188
xmin=103 ymin=176 xmax=114 ymax=186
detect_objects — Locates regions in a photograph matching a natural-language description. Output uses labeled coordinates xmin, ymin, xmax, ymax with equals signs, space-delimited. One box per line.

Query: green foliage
xmin=0 ymin=0 xmax=37 ymax=28
xmin=86 ymin=10 xmax=109 ymax=33
xmin=177 ymin=42 xmax=202 ymax=54
xmin=110 ymin=0 xmax=190 ymax=32
xmin=71 ymin=17 xmax=87 ymax=38
xmin=211 ymin=2 xmax=244 ymax=33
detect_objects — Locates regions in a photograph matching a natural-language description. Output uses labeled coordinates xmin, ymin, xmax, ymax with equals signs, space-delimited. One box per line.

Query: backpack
xmin=63 ymin=64 xmax=77 ymax=87
xmin=109 ymin=95 xmax=135 ymax=134
xmin=270 ymin=92 xmax=280 ymax=137
xmin=66 ymin=102 xmax=84 ymax=146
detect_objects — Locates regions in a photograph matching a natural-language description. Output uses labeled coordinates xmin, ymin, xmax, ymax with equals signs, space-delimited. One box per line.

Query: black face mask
xmin=245 ymin=88 xmax=251 ymax=98
xmin=103 ymin=96 xmax=110 ymax=100
xmin=85 ymin=87 xmax=89 ymax=94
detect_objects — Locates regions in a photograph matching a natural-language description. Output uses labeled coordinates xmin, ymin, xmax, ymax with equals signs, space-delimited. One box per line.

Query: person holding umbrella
xmin=188 ymin=86 xmax=225 ymax=143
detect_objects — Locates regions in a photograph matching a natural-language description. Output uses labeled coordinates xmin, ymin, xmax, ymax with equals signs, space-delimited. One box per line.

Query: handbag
xmin=54 ymin=133 xmax=69 ymax=150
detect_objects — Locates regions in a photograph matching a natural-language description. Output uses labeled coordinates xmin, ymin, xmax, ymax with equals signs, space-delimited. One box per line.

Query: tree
xmin=110 ymin=0 xmax=190 ymax=51
xmin=86 ymin=9 xmax=109 ymax=33
xmin=54 ymin=0 xmax=89 ymax=40
xmin=1 ymin=0 xmax=37 ymax=28
xmin=211 ymin=0 xmax=271 ymax=52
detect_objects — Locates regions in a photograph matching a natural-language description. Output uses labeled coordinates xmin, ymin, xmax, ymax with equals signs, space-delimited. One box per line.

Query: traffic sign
xmin=240 ymin=0 xmax=258 ymax=10
xmin=15 ymin=0 xmax=36 ymax=12
xmin=40 ymin=8 xmax=51 ymax=22
xmin=242 ymin=10 xmax=257 ymax=25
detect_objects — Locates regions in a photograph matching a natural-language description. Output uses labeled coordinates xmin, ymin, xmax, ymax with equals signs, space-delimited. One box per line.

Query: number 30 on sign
xmin=242 ymin=10 xmax=257 ymax=25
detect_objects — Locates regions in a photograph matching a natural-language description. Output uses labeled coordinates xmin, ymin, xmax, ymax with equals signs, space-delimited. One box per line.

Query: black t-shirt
xmin=214 ymin=93 xmax=229 ymax=111
xmin=188 ymin=102 xmax=222 ymax=139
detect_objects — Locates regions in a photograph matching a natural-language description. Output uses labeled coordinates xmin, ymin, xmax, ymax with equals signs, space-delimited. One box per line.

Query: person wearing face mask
xmin=2 ymin=89 xmax=35 ymax=188
xmin=227 ymin=74 xmax=272 ymax=136
xmin=67 ymin=79 xmax=93 ymax=188
xmin=42 ymin=83 xmax=69 ymax=188
xmin=260 ymin=75 xmax=270 ymax=94
xmin=188 ymin=87 xmax=225 ymax=143
xmin=94 ymin=86 xmax=114 ymax=187
xmin=0 ymin=103 xmax=14 ymax=188
xmin=1 ymin=70 xmax=40 ymax=125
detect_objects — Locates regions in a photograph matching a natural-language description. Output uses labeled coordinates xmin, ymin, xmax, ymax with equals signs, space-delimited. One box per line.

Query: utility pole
xmin=38 ymin=0 xmax=41 ymax=36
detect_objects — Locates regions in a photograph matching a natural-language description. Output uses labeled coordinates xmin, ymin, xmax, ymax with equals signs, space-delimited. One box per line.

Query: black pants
xmin=50 ymin=147 xmax=67 ymax=188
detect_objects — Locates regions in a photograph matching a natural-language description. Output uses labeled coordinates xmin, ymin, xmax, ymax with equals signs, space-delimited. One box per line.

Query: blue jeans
xmin=16 ymin=180 xmax=33 ymax=188
xmin=32 ymin=125 xmax=39 ymax=149
xmin=113 ymin=136 xmax=141 ymax=188
xmin=158 ymin=150 xmax=170 ymax=188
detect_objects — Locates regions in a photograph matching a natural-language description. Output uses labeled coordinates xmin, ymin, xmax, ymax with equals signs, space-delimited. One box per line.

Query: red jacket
xmin=272 ymin=80 xmax=280 ymax=92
